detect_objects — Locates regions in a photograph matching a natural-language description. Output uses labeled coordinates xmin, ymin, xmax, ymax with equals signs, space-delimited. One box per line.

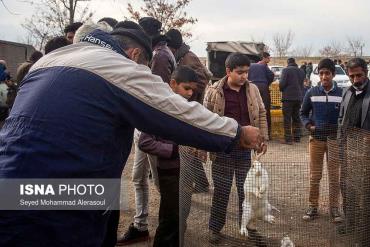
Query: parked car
xmin=310 ymin=64 xmax=351 ymax=88
xmin=269 ymin=65 xmax=285 ymax=81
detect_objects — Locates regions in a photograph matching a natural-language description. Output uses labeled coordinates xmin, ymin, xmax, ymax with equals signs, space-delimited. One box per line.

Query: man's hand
xmin=239 ymin=126 xmax=263 ymax=150
xmin=307 ymin=124 xmax=315 ymax=132
xmin=256 ymin=142 xmax=267 ymax=154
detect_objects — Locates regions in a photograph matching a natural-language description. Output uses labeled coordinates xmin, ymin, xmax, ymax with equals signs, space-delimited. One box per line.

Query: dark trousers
xmin=282 ymin=100 xmax=302 ymax=142
xmin=339 ymin=131 xmax=370 ymax=246
xmin=209 ymin=149 xmax=251 ymax=232
xmin=154 ymin=168 xmax=180 ymax=247
xmin=254 ymin=83 xmax=272 ymax=139
xmin=101 ymin=210 xmax=120 ymax=247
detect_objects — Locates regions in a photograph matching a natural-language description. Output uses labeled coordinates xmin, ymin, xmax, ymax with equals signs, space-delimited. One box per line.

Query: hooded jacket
xmin=0 ymin=30 xmax=239 ymax=246
xmin=151 ymin=40 xmax=176 ymax=83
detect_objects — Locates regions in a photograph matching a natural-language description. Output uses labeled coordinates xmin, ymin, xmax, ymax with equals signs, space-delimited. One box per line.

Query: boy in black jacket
xmin=139 ymin=66 xmax=201 ymax=247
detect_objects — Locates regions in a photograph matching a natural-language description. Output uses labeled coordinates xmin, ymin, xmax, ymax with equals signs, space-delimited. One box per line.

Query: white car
xmin=269 ymin=65 xmax=285 ymax=81
xmin=310 ymin=64 xmax=351 ymax=88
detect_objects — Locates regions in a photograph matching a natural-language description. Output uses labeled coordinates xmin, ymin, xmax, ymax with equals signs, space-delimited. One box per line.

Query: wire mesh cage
xmin=179 ymin=127 xmax=370 ymax=247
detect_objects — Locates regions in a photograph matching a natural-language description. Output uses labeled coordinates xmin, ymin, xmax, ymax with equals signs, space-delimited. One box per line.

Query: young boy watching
xmin=138 ymin=65 xmax=201 ymax=247
xmin=300 ymin=58 xmax=343 ymax=223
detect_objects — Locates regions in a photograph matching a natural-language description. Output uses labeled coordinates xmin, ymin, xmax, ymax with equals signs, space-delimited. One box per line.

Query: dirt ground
xmin=117 ymin=137 xmax=355 ymax=247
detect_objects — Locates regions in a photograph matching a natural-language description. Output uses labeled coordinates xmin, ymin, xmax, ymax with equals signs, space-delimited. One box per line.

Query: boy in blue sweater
xmin=300 ymin=59 xmax=343 ymax=223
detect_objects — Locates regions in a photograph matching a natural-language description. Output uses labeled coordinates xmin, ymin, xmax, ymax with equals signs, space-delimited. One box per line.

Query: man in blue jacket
xmin=300 ymin=58 xmax=343 ymax=223
xmin=248 ymin=52 xmax=275 ymax=139
xmin=0 ymin=26 xmax=264 ymax=246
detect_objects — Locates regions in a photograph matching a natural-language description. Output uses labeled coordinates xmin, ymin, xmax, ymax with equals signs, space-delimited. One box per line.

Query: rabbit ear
xmin=252 ymin=150 xmax=258 ymax=161
xmin=254 ymin=151 xmax=263 ymax=162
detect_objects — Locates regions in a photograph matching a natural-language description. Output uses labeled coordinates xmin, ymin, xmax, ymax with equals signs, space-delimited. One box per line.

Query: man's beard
xmin=353 ymin=79 xmax=369 ymax=91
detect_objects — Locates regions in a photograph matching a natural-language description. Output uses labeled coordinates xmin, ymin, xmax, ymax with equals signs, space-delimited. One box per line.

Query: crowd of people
xmin=0 ymin=15 xmax=369 ymax=247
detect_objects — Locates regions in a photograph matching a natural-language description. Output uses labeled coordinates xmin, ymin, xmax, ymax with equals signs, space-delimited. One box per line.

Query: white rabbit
xmin=281 ymin=236 xmax=295 ymax=247
xmin=240 ymin=152 xmax=279 ymax=237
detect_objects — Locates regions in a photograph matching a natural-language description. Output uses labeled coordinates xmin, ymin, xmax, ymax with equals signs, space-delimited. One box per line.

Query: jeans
xmin=209 ymin=148 xmax=251 ymax=232
xmin=132 ymin=129 xmax=158 ymax=231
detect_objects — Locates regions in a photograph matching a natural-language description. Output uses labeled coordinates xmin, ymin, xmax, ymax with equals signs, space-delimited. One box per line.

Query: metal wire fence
xmin=179 ymin=126 xmax=370 ymax=247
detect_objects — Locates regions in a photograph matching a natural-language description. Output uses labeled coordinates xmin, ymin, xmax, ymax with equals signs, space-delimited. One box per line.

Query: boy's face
xmin=65 ymin=32 xmax=75 ymax=43
xmin=226 ymin=65 xmax=249 ymax=87
xmin=169 ymin=80 xmax=197 ymax=100
xmin=319 ymin=68 xmax=335 ymax=88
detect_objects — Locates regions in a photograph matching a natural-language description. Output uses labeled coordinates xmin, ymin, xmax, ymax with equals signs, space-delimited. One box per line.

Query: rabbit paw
xmin=256 ymin=191 xmax=263 ymax=199
xmin=265 ymin=215 xmax=276 ymax=224
xmin=240 ymin=226 xmax=249 ymax=237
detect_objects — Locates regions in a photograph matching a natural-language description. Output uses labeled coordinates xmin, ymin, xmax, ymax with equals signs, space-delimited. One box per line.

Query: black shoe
xmin=209 ymin=231 xmax=221 ymax=244
xmin=116 ymin=223 xmax=149 ymax=246
xmin=247 ymin=228 xmax=267 ymax=247
xmin=330 ymin=207 xmax=343 ymax=223
xmin=302 ymin=206 xmax=318 ymax=221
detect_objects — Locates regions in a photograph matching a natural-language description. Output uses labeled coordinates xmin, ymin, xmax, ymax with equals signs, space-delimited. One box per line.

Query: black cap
xmin=98 ymin=17 xmax=118 ymax=28
xmin=115 ymin=21 xmax=142 ymax=30
xmin=111 ymin=27 xmax=153 ymax=60
xmin=138 ymin=17 xmax=162 ymax=37
xmin=166 ymin=29 xmax=183 ymax=49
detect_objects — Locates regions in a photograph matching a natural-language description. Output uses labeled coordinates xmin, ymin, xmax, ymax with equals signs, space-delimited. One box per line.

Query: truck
xmin=0 ymin=40 xmax=35 ymax=79
xmin=206 ymin=41 xmax=265 ymax=81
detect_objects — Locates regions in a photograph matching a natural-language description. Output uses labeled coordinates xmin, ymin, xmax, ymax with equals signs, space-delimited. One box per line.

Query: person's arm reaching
xmin=138 ymin=132 xmax=178 ymax=159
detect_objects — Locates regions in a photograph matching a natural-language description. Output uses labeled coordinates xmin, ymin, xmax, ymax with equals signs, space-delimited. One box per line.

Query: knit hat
xmin=138 ymin=17 xmax=162 ymax=37
xmin=166 ymin=29 xmax=183 ymax=49
xmin=111 ymin=26 xmax=153 ymax=60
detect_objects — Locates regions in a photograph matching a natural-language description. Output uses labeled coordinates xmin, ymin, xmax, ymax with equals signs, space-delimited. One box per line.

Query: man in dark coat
xmin=166 ymin=28 xmax=211 ymax=102
xmin=279 ymin=57 xmax=305 ymax=144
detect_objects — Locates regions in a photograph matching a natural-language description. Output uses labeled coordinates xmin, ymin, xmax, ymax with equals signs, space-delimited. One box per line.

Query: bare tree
xmin=291 ymin=44 xmax=313 ymax=58
xmin=272 ymin=30 xmax=294 ymax=58
xmin=319 ymin=41 xmax=343 ymax=58
xmin=22 ymin=0 xmax=92 ymax=50
xmin=126 ymin=0 xmax=198 ymax=38
xmin=250 ymin=35 xmax=271 ymax=53
xmin=1 ymin=0 xmax=20 ymax=15
xmin=347 ymin=36 xmax=365 ymax=57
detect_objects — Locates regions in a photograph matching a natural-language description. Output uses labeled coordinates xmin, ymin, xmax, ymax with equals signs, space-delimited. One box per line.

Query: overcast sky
xmin=1 ymin=0 xmax=369 ymax=57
